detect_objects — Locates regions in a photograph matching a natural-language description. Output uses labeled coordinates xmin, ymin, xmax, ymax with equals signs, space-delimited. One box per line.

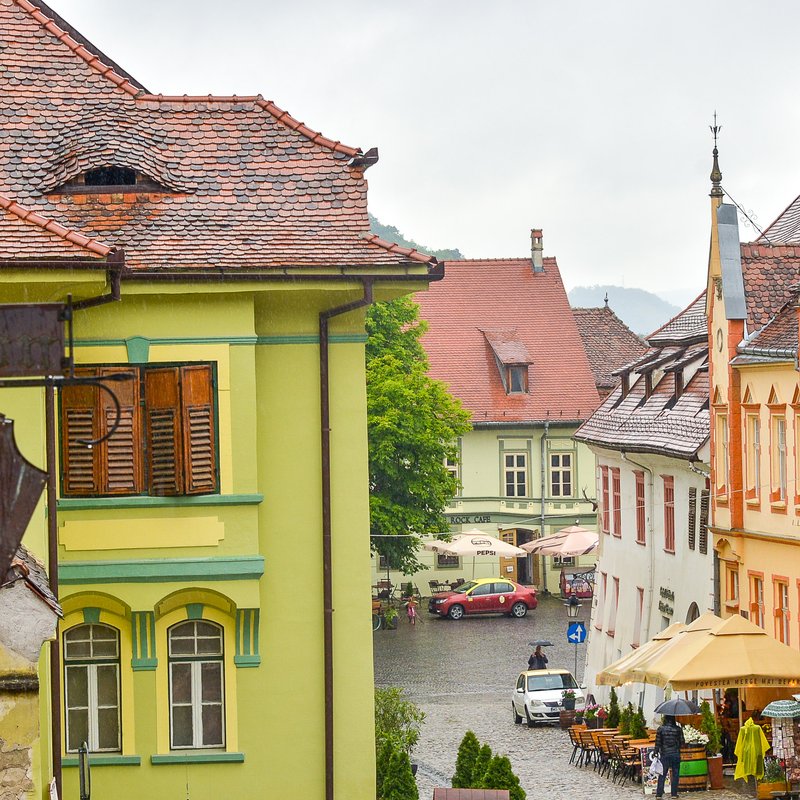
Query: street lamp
xmin=565 ymin=594 xmax=582 ymax=618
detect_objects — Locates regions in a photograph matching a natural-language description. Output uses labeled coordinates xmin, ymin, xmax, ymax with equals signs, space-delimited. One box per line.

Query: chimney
xmin=531 ymin=229 xmax=543 ymax=272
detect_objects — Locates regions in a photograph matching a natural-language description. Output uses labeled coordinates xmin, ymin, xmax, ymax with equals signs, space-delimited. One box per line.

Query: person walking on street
xmin=528 ymin=645 xmax=548 ymax=670
xmin=654 ymin=714 xmax=684 ymax=798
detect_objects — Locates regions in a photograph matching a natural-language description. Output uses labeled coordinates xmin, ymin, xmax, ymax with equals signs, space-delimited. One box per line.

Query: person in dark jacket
xmin=528 ymin=645 xmax=548 ymax=670
xmin=654 ymin=715 xmax=685 ymax=798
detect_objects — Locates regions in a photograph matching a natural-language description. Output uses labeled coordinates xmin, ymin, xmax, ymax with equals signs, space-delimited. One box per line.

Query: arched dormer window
xmin=53 ymin=165 xmax=169 ymax=195
xmin=85 ymin=166 xmax=137 ymax=186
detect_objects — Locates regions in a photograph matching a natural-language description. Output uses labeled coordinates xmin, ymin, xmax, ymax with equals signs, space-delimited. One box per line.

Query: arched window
xmin=686 ymin=602 xmax=700 ymax=623
xmin=64 ymin=623 xmax=121 ymax=753
xmin=168 ymin=620 xmax=225 ymax=749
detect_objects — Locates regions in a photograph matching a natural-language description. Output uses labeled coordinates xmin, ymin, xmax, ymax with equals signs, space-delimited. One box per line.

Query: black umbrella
xmin=654 ymin=698 xmax=700 ymax=716
xmin=528 ymin=640 xmax=554 ymax=647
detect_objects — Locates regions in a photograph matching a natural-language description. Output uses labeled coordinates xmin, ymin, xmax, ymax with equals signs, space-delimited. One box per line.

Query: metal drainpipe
xmin=45 ymin=385 xmax=61 ymax=800
xmin=540 ymin=421 xmax=549 ymax=594
xmin=621 ymin=452 xmax=655 ymax=642
xmin=319 ymin=280 xmax=374 ymax=800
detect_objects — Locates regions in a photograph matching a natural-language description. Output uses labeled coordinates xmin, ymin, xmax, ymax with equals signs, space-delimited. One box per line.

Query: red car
xmin=427 ymin=577 xmax=538 ymax=620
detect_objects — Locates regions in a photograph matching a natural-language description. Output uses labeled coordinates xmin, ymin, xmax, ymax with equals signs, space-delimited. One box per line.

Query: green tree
xmin=480 ymin=755 xmax=526 ymax=800
xmin=606 ymin=687 xmax=621 ymax=728
xmin=374 ymin=687 xmax=425 ymax=755
xmin=700 ymin=700 xmax=722 ymax=756
xmin=619 ymin=702 xmax=634 ymax=735
xmin=366 ymin=297 xmax=471 ymax=573
xmin=631 ymin=707 xmax=648 ymax=740
xmin=452 ymin=730 xmax=480 ymax=788
xmin=472 ymin=743 xmax=493 ymax=787
xmin=376 ymin=739 xmax=395 ymax=799
xmin=381 ymin=748 xmax=419 ymax=800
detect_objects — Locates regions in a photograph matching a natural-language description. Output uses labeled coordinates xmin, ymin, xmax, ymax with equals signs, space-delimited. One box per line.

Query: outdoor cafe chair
xmin=577 ymin=729 xmax=598 ymax=767
xmin=567 ymin=725 xmax=584 ymax=765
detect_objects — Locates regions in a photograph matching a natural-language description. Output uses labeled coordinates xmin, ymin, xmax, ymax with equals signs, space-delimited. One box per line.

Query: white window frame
xmin=504 ymin=452 xmax=528 ymax=497
xmin=64 ymin=624 xmax=121 ymax=753
xmin=168 ymin=621 xmax=226 ymax=750
xmin=550 ymin=452 xmax=573 ymax=498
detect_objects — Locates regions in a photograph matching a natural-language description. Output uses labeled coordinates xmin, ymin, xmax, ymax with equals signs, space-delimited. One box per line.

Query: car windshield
xmin=527 ymin=673 xmax=577 ymax=691
xmin=457 ymin=581 xmax=479 ymax=593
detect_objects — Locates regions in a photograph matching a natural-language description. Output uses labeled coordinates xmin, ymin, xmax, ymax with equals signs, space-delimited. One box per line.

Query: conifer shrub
xmin=382 ymin=748 xmax=419 ymax=800
xmin=472 ymin=743 xmax=493 ymax=787
xmin=618 ymin=702 xmax=634 ymax=735
xmin=630 ymin=707 xmax=648 ymax=740
xmin=699 ymin=700 xmax=722 ymax=756
xmin=452 ymin=730 xmax=480 ymax=788
xmin=606 ymin=687 xmax=621 ymax=728
xmin=481 ymin=754 xmax=526 ymax=800
xmin=376 ymin=739 xmax=395 ymax=799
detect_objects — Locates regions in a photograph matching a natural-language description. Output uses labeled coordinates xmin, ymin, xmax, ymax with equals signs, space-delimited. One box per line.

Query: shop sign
xmin=0 ymin=304 xmax=65 ymax=377
xmin=447 ymin=514 xmax=491 ymax=524
xmin=658 ymin=587 xmax=674 ymax=617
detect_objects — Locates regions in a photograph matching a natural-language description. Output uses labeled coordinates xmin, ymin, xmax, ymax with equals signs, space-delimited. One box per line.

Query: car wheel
xmin=448 ymin=604 xmax=465 ymax=620
xmin=512 ymin=703 xmax=522 ymax=724
xmin=511 ymin=601 xmax=528 ymax=618
xmin=525 ymin=707 xmax=536 ymax=728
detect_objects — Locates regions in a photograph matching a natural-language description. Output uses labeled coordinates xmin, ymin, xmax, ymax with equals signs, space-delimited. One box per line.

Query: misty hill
xmin=568 ymin=285 xmax=681 ymax=337
xmin=369 ymin=214 xmax=464 ymax=261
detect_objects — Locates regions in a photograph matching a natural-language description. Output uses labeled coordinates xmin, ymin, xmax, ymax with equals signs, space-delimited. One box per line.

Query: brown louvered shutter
xmin=180 ymin=365 xmax=217 ymax=495
xmin=99 ymin=367 xmax=142 ymax=495
xmin=61 ymin=368 xmax=100 ymax=496
xmin=144 ymin=368 xmax=183 ymax=495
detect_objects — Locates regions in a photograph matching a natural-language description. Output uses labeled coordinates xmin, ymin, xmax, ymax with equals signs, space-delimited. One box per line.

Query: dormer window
xmin=481 ymin=328 xmax=533 ymax=396
xmin=507 ymin=365 xmax=528 ymax=394
xmin=85 ymin=166 xmax=136 ymax=186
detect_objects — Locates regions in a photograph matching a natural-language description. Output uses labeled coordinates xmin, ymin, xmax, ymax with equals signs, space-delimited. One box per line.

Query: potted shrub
xmin=562 ymin=689 xmax=576 ymax=711
xmin=401 ymin=581 xmax=414 ymax=600
xmin=699 ymin=700 xmax=724 ymax=789
xmin=606 ymin=687 xmax=621 ymax=728
xmin=758 ymin=758 xmax=787 ymax=799
xmin=618 ymin=702 xmax=634 ymax=735
xmin=630 ymin=707 xmax=648 ymax=740
xmin=383 ymin=606 xmax=399 ymax=630
xmin=583 ymin=704 xmax=599 ymax=729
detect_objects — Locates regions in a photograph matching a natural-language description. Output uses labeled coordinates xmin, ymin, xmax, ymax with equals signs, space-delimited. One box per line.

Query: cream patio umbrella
xmin=625 ymin=611 xmax=725 ymax=686
xmin=664 ymin=613 xmax=800 ymax=692
xmin=521 ymin=524 xmax=599 ymax=557
xmin=433 ymin=529 xmax=526 ymax=578
xmin=595 ymin=621 xmax=686 ymax=686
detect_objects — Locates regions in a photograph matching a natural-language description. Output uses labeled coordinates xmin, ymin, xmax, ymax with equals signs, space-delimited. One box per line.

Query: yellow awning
xmin=595 ymin=621 xmax=685 ymax=686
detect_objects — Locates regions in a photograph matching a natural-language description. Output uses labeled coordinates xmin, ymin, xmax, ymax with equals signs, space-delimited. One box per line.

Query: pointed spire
xmin=603 ymin=292 xmax=609 ymax=308
xmin=710 ymin=111 xmax=723 ymax=198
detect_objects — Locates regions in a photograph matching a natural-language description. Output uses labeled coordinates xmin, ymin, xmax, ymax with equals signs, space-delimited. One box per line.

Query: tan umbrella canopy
xmin=521 ymin=524 xmax=599 ymax=557
xmin=666 ymin=614 xmax=800 ymax=691
xmin=626 ymin=612 xmax=725 ymax=686
xmin=596 ymin=621 xmax=686 ymax=686
xmin=422 ymin=538 xmax=454 ymax=553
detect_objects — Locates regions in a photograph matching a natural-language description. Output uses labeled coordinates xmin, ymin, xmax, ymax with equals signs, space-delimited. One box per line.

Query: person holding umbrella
xmin=654 ymin=713 xmax=685 ymax=798
xmin=528 ymin=642 xmax=550 ymax=670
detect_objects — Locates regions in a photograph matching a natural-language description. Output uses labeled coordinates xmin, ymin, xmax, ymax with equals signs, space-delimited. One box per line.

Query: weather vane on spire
xmin=710 ymin=111 xmax=723 ymax=197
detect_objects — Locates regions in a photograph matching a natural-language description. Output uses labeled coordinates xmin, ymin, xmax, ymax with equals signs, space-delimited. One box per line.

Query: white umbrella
xmin=442 ymin=530 xmax=526 ymax=558
xmin=521 ymin=524 xmax=598 ymax=556
xmin=423 ymin=538 xmax=456 ymax=553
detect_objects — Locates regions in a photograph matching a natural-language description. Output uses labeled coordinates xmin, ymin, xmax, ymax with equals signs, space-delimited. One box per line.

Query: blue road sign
xmin=567 ymin=621 xmax=587 ymax=644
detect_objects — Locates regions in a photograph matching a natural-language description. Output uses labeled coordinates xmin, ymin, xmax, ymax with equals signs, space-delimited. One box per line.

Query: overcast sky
xmin=47 ymin=1 xmax=800 ymax=305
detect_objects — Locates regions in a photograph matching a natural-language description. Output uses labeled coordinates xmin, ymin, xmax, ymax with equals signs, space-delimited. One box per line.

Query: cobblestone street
xmin=374 ymin=595 xmax=747 ymax=799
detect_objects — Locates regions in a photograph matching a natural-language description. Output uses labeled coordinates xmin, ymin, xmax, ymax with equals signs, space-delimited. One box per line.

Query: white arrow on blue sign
xmin=567 ymin=621 xmax=587 ymax=644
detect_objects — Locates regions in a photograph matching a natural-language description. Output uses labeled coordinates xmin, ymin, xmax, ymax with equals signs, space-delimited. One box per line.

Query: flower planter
xmin=562 ymin=698 xmax=576 ymax=710
xmin=679 ymin=744 xmax=708 ymax=791
xmin=707 ymin=754 xmax=724 ymax=790
xmin=757 ymin=782 xmax=787 ymax=799
xmin=585 ymin=717 xmax=600 ymax=729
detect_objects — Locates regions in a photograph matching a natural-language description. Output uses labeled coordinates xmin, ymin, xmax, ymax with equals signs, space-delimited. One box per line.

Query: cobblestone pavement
xmin=374 ymin=595 xmax=748 ymax=800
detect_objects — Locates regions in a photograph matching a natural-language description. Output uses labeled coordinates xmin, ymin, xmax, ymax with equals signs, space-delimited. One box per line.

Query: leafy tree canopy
xmin=374 ymin=686 xmax=425 ymax=756
xmin=367 ymin=297 xmax=471 ymax=574
xmin=369 ymin=213 xmax=464 ymax=261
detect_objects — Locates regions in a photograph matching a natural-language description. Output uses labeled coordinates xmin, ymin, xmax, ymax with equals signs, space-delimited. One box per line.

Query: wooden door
xmin=498 ymin=529 xmax=518 ymax=582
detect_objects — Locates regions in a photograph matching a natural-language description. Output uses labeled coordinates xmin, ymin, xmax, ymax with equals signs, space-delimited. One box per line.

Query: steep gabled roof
xmin=572 ymin=306 xmax=647 ymax=393
xmin=0 ymin=0 xmax=434 ymax=273
xmin=758 ymin=192 xmax=800 ymax=245
xmin=415 ymin=257 xmax=600 ymax=423
xmin=738 ymin=292 xmax=799 ymax=358
xmin=575 ymin=294 xmax=709 ymax=461
xmin=740 ymin=243 xmax=800 ymax=331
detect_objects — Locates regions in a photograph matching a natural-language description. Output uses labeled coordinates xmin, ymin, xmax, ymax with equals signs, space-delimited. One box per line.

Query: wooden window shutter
xmin=61 ymin=368 xmax=100 ymax=496
xmin=180 ymin=365 xmax=217 ymax=495
xmin=98 ymin=367 xmax=142 ymax=495
xmin=144 ymin=368 xmax=184 ymax=495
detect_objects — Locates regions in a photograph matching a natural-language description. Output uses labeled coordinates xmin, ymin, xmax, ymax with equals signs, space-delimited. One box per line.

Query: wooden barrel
xmin=559 ymin=710 xmax=576 ymax=729
xmin=679 ymin=744 xmax=708 ymax=791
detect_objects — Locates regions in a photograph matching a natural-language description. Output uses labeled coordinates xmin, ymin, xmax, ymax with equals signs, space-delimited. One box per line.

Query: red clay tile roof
xmin=575 ymin=296 xmax=709 ymax=460
xmin=740 ymin=244 xmax=800 ymax=331
xmin=740 ymin=295 xmax=798 ymax=356
xmin=0 ymin=193 xmax=113 ymax=259
xmin=572 ymin=306 xmax=646 ymax=392
xmin=0 ymin=0 xmax=434 ymax=273
xmin=415 ymin=257 xmax=600 ymax=423
xmin=758 ymin=193 xmax=800 ymax=245
xmin=481 ymin=329 xmax=533 ymax=365
xmin=3 ymin=544 xmax=61 ymax=615
xmin=648 ymin=291 xmax=707 ymax=343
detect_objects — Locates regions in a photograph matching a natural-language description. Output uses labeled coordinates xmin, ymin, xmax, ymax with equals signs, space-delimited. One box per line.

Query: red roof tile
xmin=741 ymin=295 xmax=798 ymax=355
xmin=572 ymin=306 xmax=647 ymax=393
xmin=415 ymin=256 xmax=600 ymax=423
xmin=0 ymin=193 xmax=112 ymax=259
xmin=0 ymin=0 xmax=434 ymax=273
xmin=575 ymin=297 xmax=709 ymax=460
xmin=740 ymin=244 xmax=800 ymax=331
